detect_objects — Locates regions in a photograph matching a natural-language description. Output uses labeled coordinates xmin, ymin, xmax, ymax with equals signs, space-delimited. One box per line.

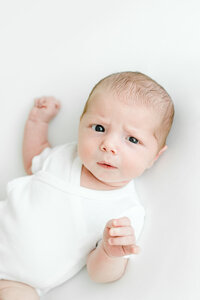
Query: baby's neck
xmin=80 ymin=165 xmax=129 ymax=191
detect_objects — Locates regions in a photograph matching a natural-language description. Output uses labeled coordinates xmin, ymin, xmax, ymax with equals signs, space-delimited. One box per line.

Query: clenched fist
xmin=28 ymin=96 xmax=61 ymax=123
xmin=101 ymin=216 xmax=140 ymax=258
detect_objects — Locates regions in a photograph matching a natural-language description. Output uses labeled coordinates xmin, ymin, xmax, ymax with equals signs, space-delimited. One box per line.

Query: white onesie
xmin=0 ymin=141 xmax=145 ymax=296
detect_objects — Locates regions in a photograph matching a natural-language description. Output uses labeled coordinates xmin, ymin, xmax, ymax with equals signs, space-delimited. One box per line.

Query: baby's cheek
xmin=125 ymin=158 xmax=146 ymax=178
xmin=79 ymin=140 xmax=94 ymax=164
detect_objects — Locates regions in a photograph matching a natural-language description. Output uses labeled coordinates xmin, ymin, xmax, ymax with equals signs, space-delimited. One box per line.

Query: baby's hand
xmin=101 ymin=217 xmax=140 ymax=258
xmin=28 ymin=96 xmax=61 ymax=123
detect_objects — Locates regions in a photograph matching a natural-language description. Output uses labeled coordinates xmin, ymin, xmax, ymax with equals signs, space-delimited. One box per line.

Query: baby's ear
xmin=154 ymin=145 xmax=168 ymax=162
xmin=147 ymin=145 xmax=168 ymax=169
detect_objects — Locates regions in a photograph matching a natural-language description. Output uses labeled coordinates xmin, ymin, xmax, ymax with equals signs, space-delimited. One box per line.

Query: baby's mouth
xmin=97 ymin=162 xmax=117 ymax=169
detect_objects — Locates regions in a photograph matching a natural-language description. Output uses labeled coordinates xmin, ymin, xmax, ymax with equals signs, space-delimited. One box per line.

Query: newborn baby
xmin=0 ymin=71 xmax=174 ymax=299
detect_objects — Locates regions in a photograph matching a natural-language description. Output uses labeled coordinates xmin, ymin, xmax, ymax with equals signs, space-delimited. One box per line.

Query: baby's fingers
xmin=109 ymin=235 xmax=135 ymax=246
xmin=126 ymin=244 xmax=141 ymax=255
xmin=109 ymin=226 xmax=134 ymax=237
xmin=109 ymin=236 xmax=140 ymax=254
xmin=34 ymin=98 xmax=46 ymax=109
xmin=34 ymin=97 xmax=60 ymax=109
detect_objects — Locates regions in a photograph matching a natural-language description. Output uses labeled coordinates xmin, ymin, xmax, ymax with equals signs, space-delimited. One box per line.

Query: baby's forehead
xmin=87 ymin=93 xmax=160 ymax=126
xmin=87 ymin=89 xmax=157 ymax=115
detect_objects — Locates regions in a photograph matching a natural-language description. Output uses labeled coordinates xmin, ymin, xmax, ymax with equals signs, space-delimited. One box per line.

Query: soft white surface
xmin=0 ymin=0 xmax=199 ymax=299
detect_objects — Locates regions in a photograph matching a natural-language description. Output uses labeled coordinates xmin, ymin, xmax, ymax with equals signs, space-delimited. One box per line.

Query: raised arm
xmin=23 ymin=97 xmax=61 ymax=175
xmin=87 ymin=217 xmax=140 ymax=283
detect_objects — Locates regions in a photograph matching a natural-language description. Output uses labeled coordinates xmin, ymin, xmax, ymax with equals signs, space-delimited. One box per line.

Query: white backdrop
xmin=0 ymin=0 xmax=199 ymax=299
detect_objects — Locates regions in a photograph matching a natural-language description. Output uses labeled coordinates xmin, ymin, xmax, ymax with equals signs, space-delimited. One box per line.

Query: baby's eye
xmin=128 ymin=136 xmax=139 ymax=144
xmin=91 ymin=124 xmax=105 ymax=132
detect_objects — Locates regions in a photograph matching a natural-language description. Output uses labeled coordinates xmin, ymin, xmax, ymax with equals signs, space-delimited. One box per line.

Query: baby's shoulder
xmin=48 ymin=141 xmax=77 ymax=163
xmin=34 ymin=141 xmax=78 ymax=181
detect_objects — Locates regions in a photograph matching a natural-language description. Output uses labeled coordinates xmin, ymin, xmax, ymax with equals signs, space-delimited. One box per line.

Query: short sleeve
xmin=31 ymin=142 xmax=78 ymax=179
xmin=31 ymin=147 xmax=53 ymax=174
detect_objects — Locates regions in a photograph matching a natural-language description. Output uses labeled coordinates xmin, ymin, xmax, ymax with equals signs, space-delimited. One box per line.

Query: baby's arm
xmin=87 ymin=239 xmax=128 ymax=283
xmin=87 ymin=217 xmax=139 ymax=283
xmin=23 ymin=97 xmax=60 ymax=175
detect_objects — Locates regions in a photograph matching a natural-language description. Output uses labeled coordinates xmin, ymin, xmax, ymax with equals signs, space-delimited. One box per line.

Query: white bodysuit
xmin=0 ymin=142 xmax=145 ymax=296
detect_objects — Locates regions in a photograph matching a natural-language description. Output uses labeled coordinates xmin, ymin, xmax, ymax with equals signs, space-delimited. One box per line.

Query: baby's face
xmin=78 ymin=89 xmax=163 ymax=188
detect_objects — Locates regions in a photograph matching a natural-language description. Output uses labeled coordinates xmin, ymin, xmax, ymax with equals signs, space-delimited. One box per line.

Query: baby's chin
xmin=95 ymin=174 xmax=131 ymax=188
xmin=107 ymin=180 xmax=131 ymax=187
xmin=84 ymin=165 xmax=132 ymax=189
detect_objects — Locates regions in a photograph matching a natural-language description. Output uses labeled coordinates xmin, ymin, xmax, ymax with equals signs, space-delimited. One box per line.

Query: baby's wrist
xmin=27 ymin=118 xmax=49 ymax=126
xmin=27 ymin=113 xmax=49 ymax=124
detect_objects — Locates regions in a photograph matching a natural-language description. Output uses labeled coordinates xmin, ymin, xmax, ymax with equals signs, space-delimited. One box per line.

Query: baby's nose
xmin=100 ymin=142 xmax=117 ymax=155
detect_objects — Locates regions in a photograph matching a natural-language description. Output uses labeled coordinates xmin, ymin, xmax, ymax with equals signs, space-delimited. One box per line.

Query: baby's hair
xmin=80 ymin=71 xmax=174 ymax=150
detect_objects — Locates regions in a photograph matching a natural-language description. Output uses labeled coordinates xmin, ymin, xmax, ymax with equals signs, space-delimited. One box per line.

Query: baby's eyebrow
xmin=86 ymin=114 xmax=108 ymax=123
xmin=124 ymin=126 xmax=143 ymax=136
xmin=125 ymin=125 xmax=139 ymax=132
xmin=125 ymin=126 xmax=156 ymax=141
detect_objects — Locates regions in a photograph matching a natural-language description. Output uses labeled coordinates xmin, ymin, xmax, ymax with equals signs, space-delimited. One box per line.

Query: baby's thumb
xmin=132 ymin=244 xmax=141 ymax=254
xmin=55 ymin=99 xmax=61 ymax=109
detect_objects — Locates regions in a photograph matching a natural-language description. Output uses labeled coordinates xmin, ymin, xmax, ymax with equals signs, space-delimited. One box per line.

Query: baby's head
xmin=78 ymin=71 xmax=174 ymax=188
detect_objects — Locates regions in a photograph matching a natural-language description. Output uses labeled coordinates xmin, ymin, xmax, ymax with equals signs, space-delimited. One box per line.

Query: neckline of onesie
xmin=69 ymin=154 xmax=136 ymax=199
